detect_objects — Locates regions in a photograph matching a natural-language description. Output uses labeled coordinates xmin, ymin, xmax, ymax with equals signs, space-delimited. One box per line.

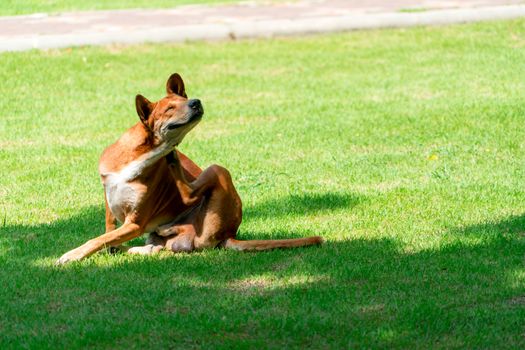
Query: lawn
xmin=0 ymin=0 xmax=249 ymax=16
xmin=1 ymin=20 xmax=525 ymax=348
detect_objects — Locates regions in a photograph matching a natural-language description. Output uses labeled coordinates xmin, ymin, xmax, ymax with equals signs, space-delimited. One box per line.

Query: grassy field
xmin=0 ymin=0 xmax=264 ymax=16
xmin=1 ymin=20 xmax=525 ymax=348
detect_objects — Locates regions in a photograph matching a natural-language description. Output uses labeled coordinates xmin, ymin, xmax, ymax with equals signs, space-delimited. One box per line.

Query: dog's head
xmin=135 ymin=73 xmax=203 ymax=146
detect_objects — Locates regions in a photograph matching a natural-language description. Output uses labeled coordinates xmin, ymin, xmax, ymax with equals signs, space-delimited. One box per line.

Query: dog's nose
xmin=188 ymin=99 xmax=201 ymax=109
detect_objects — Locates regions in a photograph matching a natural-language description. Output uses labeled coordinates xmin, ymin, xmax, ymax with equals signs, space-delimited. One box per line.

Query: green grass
xmin=1 ymin=20 xmax=525 ymax=348
xmin=399 ymin=7 xmax=428 ymax=13
xmin=0 ymin=0 xmax=252 ymax=16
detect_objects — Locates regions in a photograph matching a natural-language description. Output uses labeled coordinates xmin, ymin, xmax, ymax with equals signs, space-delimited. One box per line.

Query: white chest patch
xmin=105 ymin=174 xmax=141 ymax=223
xmin=102 ymin=144 xmax=171 ymax=222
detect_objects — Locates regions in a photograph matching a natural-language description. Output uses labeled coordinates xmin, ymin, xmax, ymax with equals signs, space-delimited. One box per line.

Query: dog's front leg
xmin=56 ymin=222 xmax=143 ymax=265
xmin=104 ymin=193 xmax=117 ymax=232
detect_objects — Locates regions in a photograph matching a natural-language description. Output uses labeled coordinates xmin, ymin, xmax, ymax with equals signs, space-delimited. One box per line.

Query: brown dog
xmin=56 ymin=74 xmax=323 ymax=264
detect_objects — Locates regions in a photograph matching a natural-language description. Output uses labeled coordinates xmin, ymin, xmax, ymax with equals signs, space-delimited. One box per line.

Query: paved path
xmin=1 ymin=0 xmax=524 ymax=52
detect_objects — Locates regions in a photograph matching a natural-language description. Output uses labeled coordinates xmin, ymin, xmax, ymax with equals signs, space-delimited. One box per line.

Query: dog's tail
xmin=223 ymin=236 xmax=323 ymax=251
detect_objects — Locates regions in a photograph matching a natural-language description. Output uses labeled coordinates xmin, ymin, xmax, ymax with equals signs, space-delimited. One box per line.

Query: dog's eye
xmin=166 ymin=106 xmax=175 ymax=112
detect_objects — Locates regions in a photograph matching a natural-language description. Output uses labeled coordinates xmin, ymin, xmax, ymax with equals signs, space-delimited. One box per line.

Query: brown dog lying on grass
xmin=57 ymin=73 xmax=323 ymax=265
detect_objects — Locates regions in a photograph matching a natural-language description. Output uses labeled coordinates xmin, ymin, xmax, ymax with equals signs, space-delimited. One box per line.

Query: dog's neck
xmin=103 ymin=123 xmax=175 ymax=181
xmin=130 ymin=123 xmax=179 ymax=166
xmin=126 ymin=123 xmax=175 ymax=156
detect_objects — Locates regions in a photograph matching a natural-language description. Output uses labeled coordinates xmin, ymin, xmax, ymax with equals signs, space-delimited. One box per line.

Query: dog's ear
xmin=135 ymin=94 xmax=154 ymax=125
xmin=166 ymin=73 xmax=187 ymax=98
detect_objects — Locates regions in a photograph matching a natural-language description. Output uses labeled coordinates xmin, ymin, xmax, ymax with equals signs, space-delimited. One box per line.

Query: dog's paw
xmin=127 ymin=244 xmax=163 ymax=255
xmin=55 ymin=250 xmax=83 ymax=265
xmin=55 ymin=245 xmax=92 ymax=265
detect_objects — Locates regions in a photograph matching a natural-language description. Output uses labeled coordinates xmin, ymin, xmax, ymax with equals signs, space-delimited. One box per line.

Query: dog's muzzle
xmin=188 ymin=99 xmax=204 ymax=117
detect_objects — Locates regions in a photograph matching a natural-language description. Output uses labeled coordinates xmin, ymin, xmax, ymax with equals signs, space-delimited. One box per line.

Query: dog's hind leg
xmin=167 ymin=154 xmax=242 ymax=250
xmin=156 ymin=223 xmax=196 ymax=253
xmin=165 ymin=231 xmax=195 ymax=253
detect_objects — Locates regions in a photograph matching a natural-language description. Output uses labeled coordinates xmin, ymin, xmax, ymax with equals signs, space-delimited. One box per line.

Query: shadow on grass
xmin=1 ymin=191 xmax=361 ymax=258
xmin=243 ymin=191 xmax=363 ymax=220
xmin=1 ymin=203 xmax=525 ymax=348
